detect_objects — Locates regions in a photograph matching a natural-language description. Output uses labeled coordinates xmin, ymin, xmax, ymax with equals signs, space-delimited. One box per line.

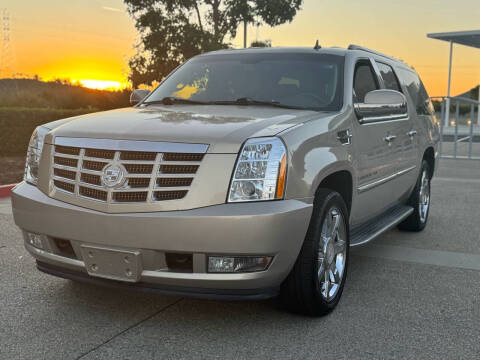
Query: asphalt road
xmin=1 ymin=158 xmax=479 ymax=359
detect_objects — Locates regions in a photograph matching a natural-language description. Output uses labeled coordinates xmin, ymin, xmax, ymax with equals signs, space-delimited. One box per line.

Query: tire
xmin=398 ymin=160 xmax=431 ymax=232
xmin=280 ymin=189 xmax=349 ymax=316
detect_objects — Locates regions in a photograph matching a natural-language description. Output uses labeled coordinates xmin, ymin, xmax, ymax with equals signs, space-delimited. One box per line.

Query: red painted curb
xmin=0 ymin=184 xmax=17 ymax=198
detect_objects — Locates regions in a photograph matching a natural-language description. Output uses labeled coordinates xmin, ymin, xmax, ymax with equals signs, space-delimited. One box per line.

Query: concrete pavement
xmin=1 ymin=158 xmax=479 ymax=359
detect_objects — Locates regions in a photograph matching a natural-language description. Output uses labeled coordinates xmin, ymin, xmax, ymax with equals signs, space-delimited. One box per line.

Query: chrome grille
xmin=160 ymin=164 xmax=199 ymax=174
xmin=79 ymin=186 xmax=107 ymax=201
xmin=113 ymin=191 xmax=148 ymax=202
xmin=85 ymin=148 xmax=115 ymax=159
xmin=83 ymin=160 xmax=107 ymax=171
xmin=153 ymin=190 xmax=188 ymax=201
xmin=157 ymin=177 xmax=193 ymax=187
xmin=121 ymin=151 xmax=156 ymax=161
xmin=54 ymin=168 xmax=76 ymax=180
xmin=53 ymin=180 xmax=75 ymax=193
xmin=127 ymin=178 xmax=151 ymax=188
xmin=124 ymin=163 xmax=154 ymax=174
xmin=80 ymin=173 xmax=101 ymax=186
xmin=54 ymin=156 xmax=78 ymax=168
xmin=50 ymin=141 xmax=206 ymax=204
xmin=55 ymin=145 xmax=80 ymax=156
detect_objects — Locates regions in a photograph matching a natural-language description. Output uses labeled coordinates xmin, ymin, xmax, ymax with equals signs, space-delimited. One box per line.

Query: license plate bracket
xmin=80 ymin=245 xmax=142 ymax=282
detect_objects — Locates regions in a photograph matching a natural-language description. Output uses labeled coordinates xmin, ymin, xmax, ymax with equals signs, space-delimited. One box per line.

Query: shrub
xmin=0 ymin=79 xmax=130 ymax=110
xmin=0 ymin=107 xmax=96 ymax=156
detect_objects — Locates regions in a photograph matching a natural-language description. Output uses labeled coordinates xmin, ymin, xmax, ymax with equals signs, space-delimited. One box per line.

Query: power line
xmin=1 ymin=8 xmax=14 ymax=78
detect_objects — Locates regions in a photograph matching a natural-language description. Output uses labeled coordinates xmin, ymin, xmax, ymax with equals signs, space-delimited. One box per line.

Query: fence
xmin=431 ymin=96 xmax=480 ymax=159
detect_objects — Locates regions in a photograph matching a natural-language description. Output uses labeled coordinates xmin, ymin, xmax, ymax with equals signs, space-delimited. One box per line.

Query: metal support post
xmin=444 ymin=41 xmax=453 ymax=129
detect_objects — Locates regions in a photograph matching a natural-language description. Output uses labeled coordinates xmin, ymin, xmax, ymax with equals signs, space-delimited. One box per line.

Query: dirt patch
xmin=0 ymin=156 xmax=25 ymax=185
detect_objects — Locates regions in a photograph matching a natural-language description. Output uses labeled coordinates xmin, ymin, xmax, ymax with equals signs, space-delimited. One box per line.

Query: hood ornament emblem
xmin=101 ymin=163 xmax=126 ymax=188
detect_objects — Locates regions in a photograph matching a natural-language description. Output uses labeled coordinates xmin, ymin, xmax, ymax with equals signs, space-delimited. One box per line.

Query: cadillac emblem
xmin=101 ymin=163 xmax=126 ymax=188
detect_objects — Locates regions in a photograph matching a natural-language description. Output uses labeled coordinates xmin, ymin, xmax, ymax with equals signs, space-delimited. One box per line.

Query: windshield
xmin=145 ymin=52 xmax=345 ymax=111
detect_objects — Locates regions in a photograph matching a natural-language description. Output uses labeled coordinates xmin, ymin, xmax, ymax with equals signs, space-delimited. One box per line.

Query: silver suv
xmin=12 ymin=45 xmax=439 ymax=316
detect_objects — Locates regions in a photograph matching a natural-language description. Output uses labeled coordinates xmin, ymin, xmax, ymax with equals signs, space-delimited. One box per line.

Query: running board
xmin=350 ymin=204 xmax=414 ymax=247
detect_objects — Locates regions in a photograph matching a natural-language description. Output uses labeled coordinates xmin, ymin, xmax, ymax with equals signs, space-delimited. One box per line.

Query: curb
xmin=0 ymin=184 xmax=16 ymax=198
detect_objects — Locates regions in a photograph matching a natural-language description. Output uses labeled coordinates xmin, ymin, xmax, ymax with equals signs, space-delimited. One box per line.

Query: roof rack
xmin=347 ymin=44 xmax=403 ymax=64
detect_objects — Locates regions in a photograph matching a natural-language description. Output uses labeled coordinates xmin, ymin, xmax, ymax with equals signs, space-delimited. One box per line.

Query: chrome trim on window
xmin=358 ymin=113 xmax=409 ymax=124
xmin=355 ymin=103 xmax=409 ymax=124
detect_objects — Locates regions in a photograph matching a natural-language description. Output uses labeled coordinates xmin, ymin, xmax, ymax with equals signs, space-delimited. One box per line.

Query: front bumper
xmin=12 ymin=183 xmax=313 ymax=298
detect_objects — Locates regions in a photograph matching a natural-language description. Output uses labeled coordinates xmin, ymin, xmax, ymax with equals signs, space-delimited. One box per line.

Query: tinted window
xmin=147 ymin=53 xmax=345 ymax=111
xmin=353 ymin=61 xmax=379 ymax=102
xmin=397 ymin=68 xmax=432 ymax=115
xmin=376 ymin=62 xmax=401 ymax=92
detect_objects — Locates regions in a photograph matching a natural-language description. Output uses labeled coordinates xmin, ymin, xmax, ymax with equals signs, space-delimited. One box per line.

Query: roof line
xmin=347 ymin=44 xmax=405 ymax=64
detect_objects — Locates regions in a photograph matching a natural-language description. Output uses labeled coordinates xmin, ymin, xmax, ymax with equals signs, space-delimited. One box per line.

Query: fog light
xmin=24 ymin=231 xmax=46 ymax=249
xmin=208 ymin=256 xmax=273 ymax=273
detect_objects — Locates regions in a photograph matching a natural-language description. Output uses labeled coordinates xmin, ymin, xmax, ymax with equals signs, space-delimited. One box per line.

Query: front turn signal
xmin=275 ymin=154 xmax=287 ymax=199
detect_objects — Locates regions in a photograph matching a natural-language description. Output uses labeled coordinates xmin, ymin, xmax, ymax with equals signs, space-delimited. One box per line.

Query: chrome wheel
xmin=317 ymin=207 xmax=347 ymax=301
xmin=419 ymin=169 xmax=430 ymax=223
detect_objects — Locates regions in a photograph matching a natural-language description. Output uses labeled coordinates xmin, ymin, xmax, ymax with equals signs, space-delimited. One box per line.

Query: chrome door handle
xmin=384 ymin=135 xmax=397 ymax=143
xmin=407 ymin=130 xmax=417 ymax=137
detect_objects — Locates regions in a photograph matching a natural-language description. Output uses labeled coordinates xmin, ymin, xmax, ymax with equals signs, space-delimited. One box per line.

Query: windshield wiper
xmin=211 ymin=97 xmax=306 ymax=110
xmin=144 ymin=96 xmax=307 ymax=110
xmin=143 ymin=97 xmax=208 ymax=106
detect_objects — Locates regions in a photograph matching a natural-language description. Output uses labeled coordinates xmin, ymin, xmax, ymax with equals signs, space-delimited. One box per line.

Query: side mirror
xmin=354 ymin=89 xmax=408 ymax=124
xmin=130 ymin=89 xmax=150 ymax=106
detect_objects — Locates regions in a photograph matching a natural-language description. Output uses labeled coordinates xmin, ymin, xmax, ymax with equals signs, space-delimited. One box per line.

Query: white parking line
xmin=434 ymin=177 xmax=480 ymax=184
xmin=353 ymin=244 xmax=480 ymax=271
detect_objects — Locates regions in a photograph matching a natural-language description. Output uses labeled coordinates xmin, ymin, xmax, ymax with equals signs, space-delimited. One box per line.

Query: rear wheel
xmin=398 ymin=160 xmax=431 ymax=231
xmin=280 ymin=189 xmax=349 ymax=316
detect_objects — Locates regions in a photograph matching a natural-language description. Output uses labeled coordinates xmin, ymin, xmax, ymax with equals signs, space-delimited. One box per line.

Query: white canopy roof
xmin=427 ymin=30 xmax=480 ymax=49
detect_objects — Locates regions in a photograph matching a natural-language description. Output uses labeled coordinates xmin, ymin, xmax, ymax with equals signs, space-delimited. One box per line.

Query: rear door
xmin=376 ymin=62 xmax=419 ymax=198
xmin=392 ymin=67 xmax=425 ymax=196
xmin=350 ymin=58 xmax=398 ymax=224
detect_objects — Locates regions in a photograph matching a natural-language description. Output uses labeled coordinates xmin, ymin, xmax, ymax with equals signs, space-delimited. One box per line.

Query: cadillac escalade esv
xmin=12 ymin=45 xmax=439 ymax=316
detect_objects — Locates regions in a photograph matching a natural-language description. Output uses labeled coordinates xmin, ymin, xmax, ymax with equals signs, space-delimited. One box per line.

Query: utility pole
xmin=243 ymin=19 xmax=247 ymax=48
xmin=0 ymin=9 xmax=11 ymax=78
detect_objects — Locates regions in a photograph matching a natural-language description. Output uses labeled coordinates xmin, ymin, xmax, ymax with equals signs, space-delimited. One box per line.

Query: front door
xmin=350 ymin=59 xmax=398 ymax=225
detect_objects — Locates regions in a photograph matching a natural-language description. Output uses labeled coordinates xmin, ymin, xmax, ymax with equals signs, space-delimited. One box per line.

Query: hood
xmin=49 ymin=104 xmax=329 ymax=153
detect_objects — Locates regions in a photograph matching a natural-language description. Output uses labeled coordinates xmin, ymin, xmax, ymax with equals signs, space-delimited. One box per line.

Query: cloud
xmin=102 ymin=6 xmax=122 ymax=13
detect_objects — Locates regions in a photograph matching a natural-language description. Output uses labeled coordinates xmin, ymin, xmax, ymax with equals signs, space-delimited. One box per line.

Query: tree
xmin=124 ymin=0 xmax=303 ymax=87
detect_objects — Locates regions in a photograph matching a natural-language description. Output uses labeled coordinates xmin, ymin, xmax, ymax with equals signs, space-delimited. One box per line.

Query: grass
xmin=0 ymin=78 xmax=130 ymax=110
xmin=0 ymin=79 xmax=131 ymax=183
xmin=0 ymin=107 xmax=97 ymax=157
xmin=0 ymin=107 xmax=99 ymax=184
xmin=0 ymin=156 xmax=25 ymax=185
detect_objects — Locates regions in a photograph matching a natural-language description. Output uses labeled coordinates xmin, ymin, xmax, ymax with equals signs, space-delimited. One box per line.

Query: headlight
xmin=228 ymin=137 xmax=287 ymax=202
xmin=24 ymin=126 xmax=49 ymax=186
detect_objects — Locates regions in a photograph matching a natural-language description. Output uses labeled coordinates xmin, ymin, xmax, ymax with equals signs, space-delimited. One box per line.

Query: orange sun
xmin=76 ymin=79 xmax=127 ymax=91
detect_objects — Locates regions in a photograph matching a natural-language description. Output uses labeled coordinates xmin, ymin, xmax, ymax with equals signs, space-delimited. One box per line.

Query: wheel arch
xmin=316 ymin=169 xmax=353 ymax=214
xmin=423 ymin=146 xmax=435 ymax=178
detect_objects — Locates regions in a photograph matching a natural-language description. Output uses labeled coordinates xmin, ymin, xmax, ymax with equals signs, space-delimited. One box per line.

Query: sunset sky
xmin=3 ymin=0 xmax=480 ymax=95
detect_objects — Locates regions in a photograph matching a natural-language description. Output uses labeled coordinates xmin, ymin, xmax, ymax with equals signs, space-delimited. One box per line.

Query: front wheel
xmin=280 ymin=189 xmax=349 ymax=316
xmin=398 ymin=160 xmax=431 ymax=232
